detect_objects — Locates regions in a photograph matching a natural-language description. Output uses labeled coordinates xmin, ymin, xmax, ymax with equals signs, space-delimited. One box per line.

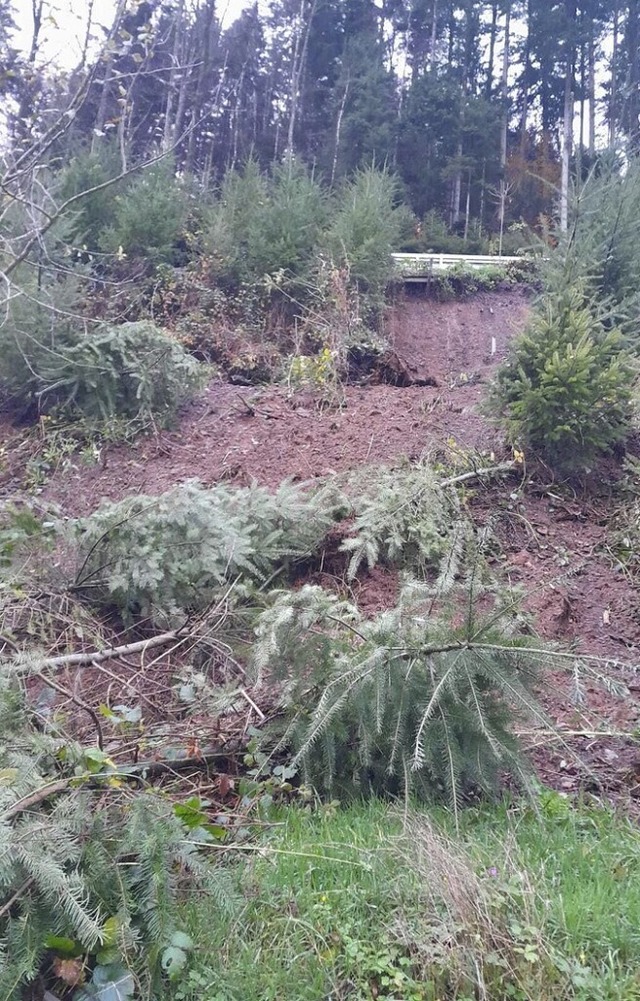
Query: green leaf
xmin=44 ymin=935 xmax=81 ymax=956
xmin=170 ymin=931 xmax=194 ymax=951
xmin=75 ymin=963 xmax=135 ymax=1001
xmin=161 ymin=946 xmax=189 ymax=980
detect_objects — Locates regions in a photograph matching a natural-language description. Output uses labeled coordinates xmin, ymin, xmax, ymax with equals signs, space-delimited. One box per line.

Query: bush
xmin=254 ymin=568 xmax=539 ymax=806
xmin=547 ymin=156 xmax=640 ymax=344
xmin=58 ymin=144 xmax=124 ymax=251
xmin=2 ymin=319 xmax=202 ymax=423
xmin=492 ymin=286 xmax=634 ymax=470
xmin=203 ymin=159 xmax=327 ymax=295
xmin=100 ymin=160 xmax=189 ymax=264
xmin=321 ymin=167 xmax=410 ymax=316
xmin=73 ymin=478 xmax=342 ymax=622
xmin=49 ymin=321 xmax=203 ymax=422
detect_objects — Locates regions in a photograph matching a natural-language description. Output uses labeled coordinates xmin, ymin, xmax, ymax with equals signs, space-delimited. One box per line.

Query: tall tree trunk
xmin=452 ymin=138 xmax=463 ymax=226
xmin=485 ymin=1 xmax=499 ymax=97
xmin=447 ymin=7 xmax=455 ymax=65
xmin=463 ymin=169 xmax=471 ymax=244
xmin=92 ymin=0 xmax=128 ymax=150
xmin=560 ymin=0 xmax=577 ymax=232
xmin=163 ymin=0 xmax=186 ymax=152
xmin=331 ymin=78 xmax=349 ymax=185
xmin=627 ymin=0 xmax=640 ymax=149
xmin=286 ymin=0 xmax=317 ymax=169
xmin=27 ymin=0 xmax=43 ymax=63
xmin=79 ymin=0 xmax=95 ymax=69
xmin=185 ymin=0 xmax=217 ymax=173
xmin=519 ymin=0 xmax=532 ymax=153
xmin=14 ymin=0 xmax=44 ymax=143
xmin=428 ymin=0 xmax=439 ymax=71
xmin=609 ymin=0 xmax=619 ymax=145
xmin=588 ymin=10 xmax=596 ymax=156
xmin=579 ymin=33 xmax=586 ymax=159
xmin=231 ymin=71 xmax=245 ymax=168
xmin=500 ymin=1 xmax=511 ymax=173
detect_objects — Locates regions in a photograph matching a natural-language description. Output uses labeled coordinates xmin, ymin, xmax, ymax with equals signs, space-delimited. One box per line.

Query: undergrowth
xmin=172 ymin=797 xmax=640 ymax=1001
xmin=3 ymin=457 xmax=639 ymax=999
xmin=0 ymin=677 xmax=238 ymax=1000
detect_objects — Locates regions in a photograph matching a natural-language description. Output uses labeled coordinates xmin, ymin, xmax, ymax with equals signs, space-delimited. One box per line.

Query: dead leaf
xmin=52 ymin=957 xmax=84 ymax=987
xmin=218 ymin=774 xmax=234 ymax=798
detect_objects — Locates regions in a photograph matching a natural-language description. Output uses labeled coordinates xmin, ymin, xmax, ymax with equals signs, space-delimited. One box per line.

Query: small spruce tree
xmin=492 ymin=286 xmax=634 ymax=471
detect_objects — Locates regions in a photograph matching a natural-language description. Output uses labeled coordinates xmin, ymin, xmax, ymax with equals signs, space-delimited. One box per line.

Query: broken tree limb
xmin=440 ymin=461 xmax=517 ymax=488
xmin=4 ymin=779 xmax=71 ymax=821
xmin=13 ymin=630 xmax=187 ymax=675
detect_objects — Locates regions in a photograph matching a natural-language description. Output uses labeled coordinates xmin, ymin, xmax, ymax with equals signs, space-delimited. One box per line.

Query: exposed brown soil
xmin=34 ymin=287 xmax=531 ymax=515
xmin=5 ymin=284 xmax=640 ymax=812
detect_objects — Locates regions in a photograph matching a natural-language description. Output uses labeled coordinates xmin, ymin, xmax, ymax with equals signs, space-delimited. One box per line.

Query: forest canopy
xmin=1 ymin=0 xmax=637 ymax=242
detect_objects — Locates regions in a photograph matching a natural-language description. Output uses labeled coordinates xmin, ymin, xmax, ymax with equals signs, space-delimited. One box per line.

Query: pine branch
xmin=0 ymin=878 xmax=35 ymax=921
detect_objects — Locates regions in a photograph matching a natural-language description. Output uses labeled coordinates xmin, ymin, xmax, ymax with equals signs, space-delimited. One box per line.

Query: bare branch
xmin=12 ymin=629 xmax=188 ymax=675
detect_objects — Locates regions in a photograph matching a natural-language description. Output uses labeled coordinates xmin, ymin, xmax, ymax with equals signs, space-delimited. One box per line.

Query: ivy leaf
xmin=161 ymin=946 xmax=188 ymax=980
xmin=44 ymin=935 xmax=81 ymax=956
xmin=74 ymin=963 xmax=134 ymax=1001
xmin=170 ymin=931 xmax=194 ymax=951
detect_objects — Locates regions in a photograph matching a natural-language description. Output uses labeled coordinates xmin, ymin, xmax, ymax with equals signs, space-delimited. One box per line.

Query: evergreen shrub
xmin=493 ymin=287 xmax=634 ymax=470
xmin=203 ymin=159 xmax=327 ymax=295
xmin=74 ymin=478 xmax=342 ymax=622
xmin=0 ymin=677 xmax=236 ymax=998
xmin=254 ymin=566 xmax=539 ymax=806
xmin=0 ymin=281 xmax=202 ymax=423
xmin=59 ymin=145 xmax=123 ymax=251
xmin=48 ymin=321 xmax=203 ymax=423
xmin=322 ymin=167 xmax=410 ymax=315
xmin=100 ymin=160 xmax=189 ymax=264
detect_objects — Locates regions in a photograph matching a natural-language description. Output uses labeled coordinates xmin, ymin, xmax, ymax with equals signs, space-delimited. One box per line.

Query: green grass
xmin=169 ymin=795 xmax=640 ymax=1001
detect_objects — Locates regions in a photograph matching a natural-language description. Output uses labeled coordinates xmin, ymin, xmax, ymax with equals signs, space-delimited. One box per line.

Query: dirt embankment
xmin=37 ymin=288 xmax=531 ymax=514
xmin=9 ymin=285 xmax=640 ymax=808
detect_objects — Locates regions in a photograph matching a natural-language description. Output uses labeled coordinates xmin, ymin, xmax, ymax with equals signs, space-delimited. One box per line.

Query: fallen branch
xmin=3 ymin=747 xmax=244 ymax=821
xmin=14 ymin=630 xmax=186 ymax=675
xmin=4 ymin=779 xmax=71 ymax=821
xmin=440 ymin=461 xmax=517 ymax=488
xmin=0 ymin=878 xmax=35 ymax=921
xmin=34 ymin=671 xmax=104 ymax=749
xmin=118 ymin=748 xmax=238 ymax=779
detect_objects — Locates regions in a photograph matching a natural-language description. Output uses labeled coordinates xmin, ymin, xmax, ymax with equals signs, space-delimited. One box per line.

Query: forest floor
xmin=4 ymin=283 xmax=640 ymax=815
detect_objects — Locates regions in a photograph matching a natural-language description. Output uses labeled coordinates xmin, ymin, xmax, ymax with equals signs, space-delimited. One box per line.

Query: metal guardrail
xmin=391 ymin=252 xmax=527 ymax=281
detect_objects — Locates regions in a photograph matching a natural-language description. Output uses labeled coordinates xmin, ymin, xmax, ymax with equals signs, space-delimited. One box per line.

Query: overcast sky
xmin=11 ymin=0 xmax=245 ymax=68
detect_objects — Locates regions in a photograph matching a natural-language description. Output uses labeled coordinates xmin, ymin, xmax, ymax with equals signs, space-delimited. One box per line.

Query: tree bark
xmin=429 ymin=0 xmax=439 ymax=72
xmin=286 ymin=0 xmax=317 ymax=169
xmin=588 ymin=9 xmax=596 ymax=156
xmin=162 ymin=0 xmax=186 ymax=152
xmin=486 ymin=1 xmax=499 ymax=97
xmin=519 ymin=0 xmax=532 ymax=153
xmin=185 ymin=0 xmax=217 ymax=173
xmin=92 ymin=0 xmax=128 ymax=150
xmin=609 ymin=0 xmax=619 ymax=145
xmin=500 ymin=1 xmax=511 ymax=173
xmin=627 ymin=0 xmax=640 ymax=149
xmin=560 ymin=0 xmax=577 ymax=232
xmin=331 ymin=77 xmax=349 ymax=185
